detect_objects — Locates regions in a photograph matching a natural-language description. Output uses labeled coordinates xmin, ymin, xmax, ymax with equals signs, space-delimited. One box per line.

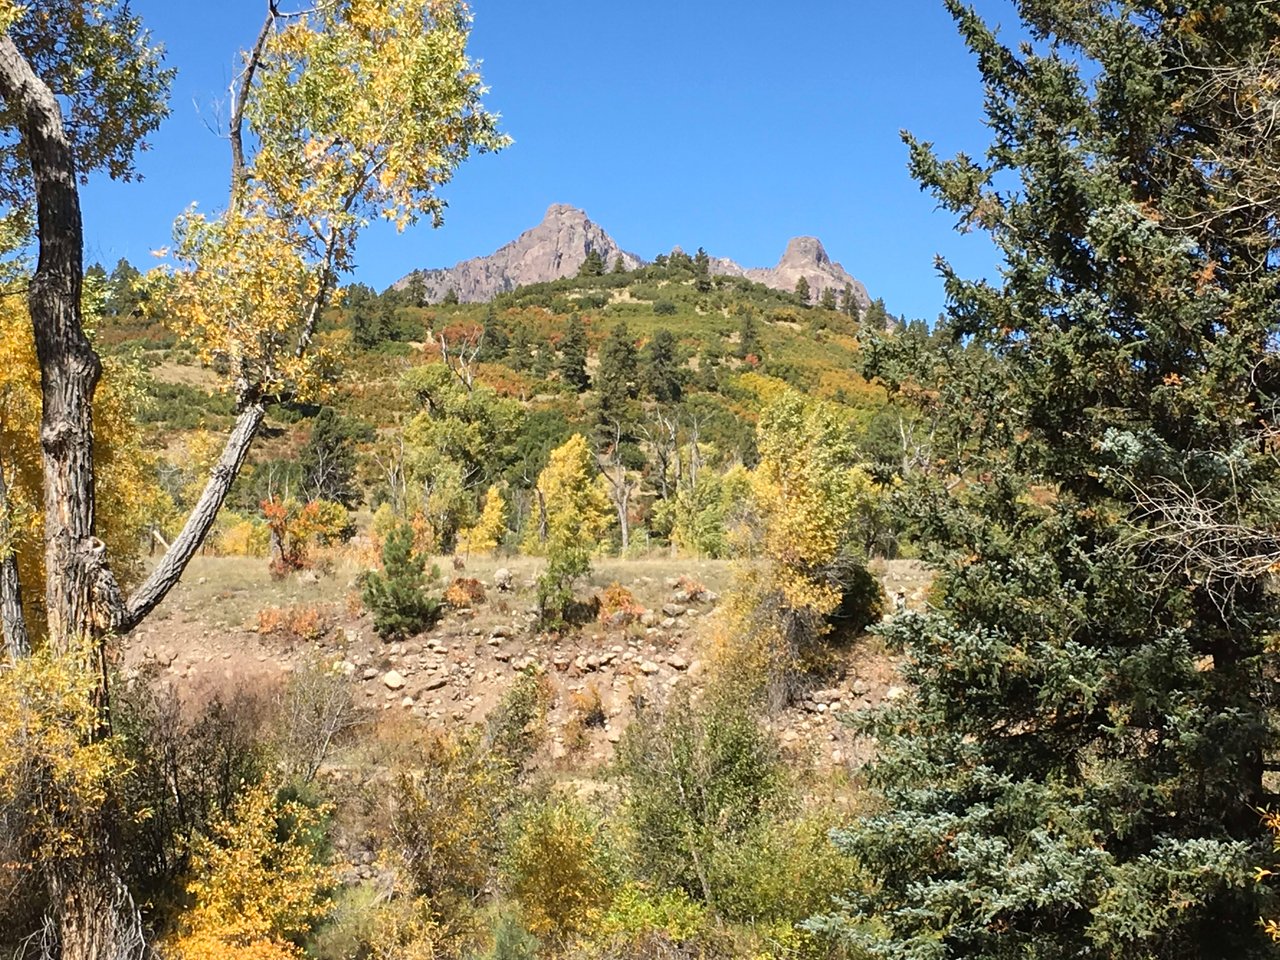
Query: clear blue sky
xmin=80 ymin=1 xmax=1020 ymax=322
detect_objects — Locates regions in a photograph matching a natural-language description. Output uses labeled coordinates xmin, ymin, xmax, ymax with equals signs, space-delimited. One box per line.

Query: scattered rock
xmin=667 ymin=654 xmax=688 ymax=671
xmin=423 ymin=676 xmax=448 ymax=692
xmin=382 ymin=670 xmax=406 ymax=690
xmin=661 ymin=603 xmax=687 ymax=618
xmin=639 ymin=660 xmax=660 ymax=675
xmin=494 ymin=568 xmax=514 ymax=592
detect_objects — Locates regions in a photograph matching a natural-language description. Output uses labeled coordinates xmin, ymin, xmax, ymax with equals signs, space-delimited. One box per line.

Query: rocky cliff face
xmin=403 ymin=204 xmax=645 ymax=303
xmin=401 ymin=205 xmax=869 ymax=308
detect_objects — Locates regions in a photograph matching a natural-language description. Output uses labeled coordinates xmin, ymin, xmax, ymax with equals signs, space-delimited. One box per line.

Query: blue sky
xmin=80 ymin=1 xmax=1020 ymax=322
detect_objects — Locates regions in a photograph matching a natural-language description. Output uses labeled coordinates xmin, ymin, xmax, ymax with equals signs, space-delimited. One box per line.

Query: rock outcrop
xmin=403 ymin=204 xmax=645 ymax=303
xmin=400 ymin=204 xmax=870 ymax=308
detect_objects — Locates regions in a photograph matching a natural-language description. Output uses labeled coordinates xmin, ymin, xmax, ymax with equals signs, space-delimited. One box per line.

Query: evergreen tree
xmin=441 ymin=287 xmax=460 ymax=306
xmin=299 ymin=407 xmax=366 ymax=508
xmin=477 ymin=304 xmax=509 ymax=361
xmin=860 ymin=297 xmax=888 ymax=334
xmin=612 ymin=255 xmax=627 ymax=275
xmin=818 ymin=285 xmax=837 ymax=311
xmin=643 ymin=329 xmax=683 ymax=403
xmin=360 ymin=522 xmax=440 ymax=640
xmin=735 ymin=306 xmax=761 ymax=361
xmin=596 ymin=320 xmax=639 ymax=411
xmin=694 ymin=246 xmax=712 ymax=293
xmin=840 ymin=282 xmax=858 ymax=318
xmin=556 ymin=314 xmax=590 ymax=392
xmin=105 ymin=257 xmax=143 ymax=319
xmin=815 ymin=5 xmax=1280 ymax=958
xmin=577 ymin=249 xmax=605 ymax=278
xmin=794 ymin=275 xmax=810 ymax=303
xmin=507 ymin=322 xmax=535 ymax=372
xmin=530 ymin=334 xmax=554 ymax=379
xmin=406 ymin=270 xmax=427 ymax=307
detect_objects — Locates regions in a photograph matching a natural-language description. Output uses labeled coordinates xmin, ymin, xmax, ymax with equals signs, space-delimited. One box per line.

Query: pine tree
xmin=596 ymin=320 xmax=639 ymax=412
xmin=860 ymin=297 xmax=888 ymax=334
xmin=840 ymin=282 xmax=858 ymax=318
xmin=735 ymin=307 xmax=761 ymax=361
xmin=556 ymin=314 xmax=590 ymax=392
xmin=612 ymin=255 xmax=626 ymax=275
xmin=643 ymin=329 xmax=683 ymax=403
xmin=815 ymin=5 xmax=1280 ymax=958
xmin=361 ymin=522 xmax=440 ymax=640
xmin=477 ymin=304 xmax=509 ymax=361
xmin=694 ymin=246 xmax=712 ymax=293
xmin=577 ymin=249 xmax=605 ymax=278
xmin=818 ymin=285 xmax=837 ymax=311
xmin=507 ymin=322 xmax=535 ymax=372
xmin=531 ymin=334 xmax=554 ymax=379
xmin=793 ymin=276 xmax=810 ymax=303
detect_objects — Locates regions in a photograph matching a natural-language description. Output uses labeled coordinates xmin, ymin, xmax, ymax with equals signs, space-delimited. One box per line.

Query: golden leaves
xmin=166 ymin=782 xmax=334 ymax=960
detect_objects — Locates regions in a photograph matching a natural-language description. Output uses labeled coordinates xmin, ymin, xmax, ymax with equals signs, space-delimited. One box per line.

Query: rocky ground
xmin=123 ymin=553 xmax=933 ymax=776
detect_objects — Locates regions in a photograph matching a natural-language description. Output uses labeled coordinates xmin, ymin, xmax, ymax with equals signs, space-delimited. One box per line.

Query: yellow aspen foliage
xmin=751 ymin=391 xmax=879 ymax=620
xmin=713 ymin=391 xmax=883 ymax=697
xmin=163 ymin=0 xmax=507 ymax=405
xmin=458 ymin=484 xmax=507 ymax=555
xmin=0 ymin=289 xmax=161 ymax=638
xmin=523 ymin=434 xmax=613 ymax=558
xmin=166 ymin=783 xmax=334 ymax=960
xmin=0 ymin=638 xmax=132 ymax=871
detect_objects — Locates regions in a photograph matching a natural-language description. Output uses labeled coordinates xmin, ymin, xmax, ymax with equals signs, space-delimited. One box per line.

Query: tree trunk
xmin=0 ymin=32 xmax=145 ymax=960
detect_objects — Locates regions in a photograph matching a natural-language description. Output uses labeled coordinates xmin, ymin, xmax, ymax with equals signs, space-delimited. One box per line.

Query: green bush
xmin=652 ymin=299 xmax=677 ymax=316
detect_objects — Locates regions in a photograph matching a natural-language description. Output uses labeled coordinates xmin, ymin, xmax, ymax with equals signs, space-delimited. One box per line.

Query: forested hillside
xmin=6 ymin=2 xmax=1280 ymax=960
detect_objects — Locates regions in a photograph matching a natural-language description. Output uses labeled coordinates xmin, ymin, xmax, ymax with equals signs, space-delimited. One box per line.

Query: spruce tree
xmin=612 ymin=255 xmax=627 ymax=275
xmin=643 ymin=329 xmax=683 ymax=403
xmin=735 ymin=307 xmax=761 ymax=361
xmin=507 ymin=322 xmax=535 ymax=371
xmin=815 ymin=5 xmax=1280 ymax=958
xmin=818 ymin=285 xmax=837 ymax=311
xmin=557 ymin=314 xmax=590 ymax=392
xmin=794 ymin=275 xmax=810 ymax=303
xmin=596 ymin=320 xmax=639 ymax=411
xmin=478 ymin=304 xmax=509 ymax=361
xmin=578 ymin=248 xmax=605 ymax=278
xmin=841 ymin=282 xmax=858 ymax=318
xmin=694 ymin=246 xmax=712 ymax=293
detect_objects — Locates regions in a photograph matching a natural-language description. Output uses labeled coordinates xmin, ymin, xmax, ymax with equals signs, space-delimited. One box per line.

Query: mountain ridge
xmin=399 ymin=204 xmax=870 ymax=309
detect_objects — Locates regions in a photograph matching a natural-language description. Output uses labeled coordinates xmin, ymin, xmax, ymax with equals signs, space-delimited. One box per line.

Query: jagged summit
xmin=400 ymin=206 xmax=868 ymax=308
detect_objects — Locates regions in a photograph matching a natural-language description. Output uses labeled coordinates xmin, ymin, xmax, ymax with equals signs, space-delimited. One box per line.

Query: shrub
xmin=485 ymin=670 xmax=554 ymax=774
xmin=274 ymin=659 xmax=362 ymax=784
xmin=444 ymin=577 xmax=487 ymax=608
xmin=165 ymin=782 xmax=334 ymax=960
xmin=597 ymin=582 xmax=644 ymax=625
xmin=652 ymin=299 xmax=677 ymax=316
xmin=504 ymin=797 xmax=613 ymax=942
xmin=360 ymin=521 xmax=441 ymax=640
xmin=385 ymin=728 xmax=512 ymax=949
xmin=565 ymin=684 xmax=606 ymax=753
xmin=257 ymin=604 xmax=335 ymax=645
xmin=616 ymin=685 xmax=788 ymax=908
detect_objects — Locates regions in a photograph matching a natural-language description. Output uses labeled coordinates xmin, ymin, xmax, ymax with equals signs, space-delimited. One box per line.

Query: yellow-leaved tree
xmin=457 ymin=484 xmax=508 ymax=556
xmin=0 ymin=1 xmax=505 ymax=954
xmin=716 ymin=391 xmax=883 ymax=702
xmin=165 ymin=783 xmax=334 ymax=960
xmin=525 ymin=435 xmax=613 ymax=624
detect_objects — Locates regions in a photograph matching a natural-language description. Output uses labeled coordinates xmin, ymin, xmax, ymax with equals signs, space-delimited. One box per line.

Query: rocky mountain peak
xmin=779 ymin=236 xmax=831 ymax=268
xmin=398 ymin=205 xmax=870 ymax=310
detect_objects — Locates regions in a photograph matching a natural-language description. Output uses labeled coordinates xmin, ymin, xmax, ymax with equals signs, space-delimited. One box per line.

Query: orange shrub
xmin=443 ymin=577 xmax=486 ymax=608
xmin=257 ymin=604 xmax=335 ymax=644
xmin=597 ymin=583 xmax=644 ymax=624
